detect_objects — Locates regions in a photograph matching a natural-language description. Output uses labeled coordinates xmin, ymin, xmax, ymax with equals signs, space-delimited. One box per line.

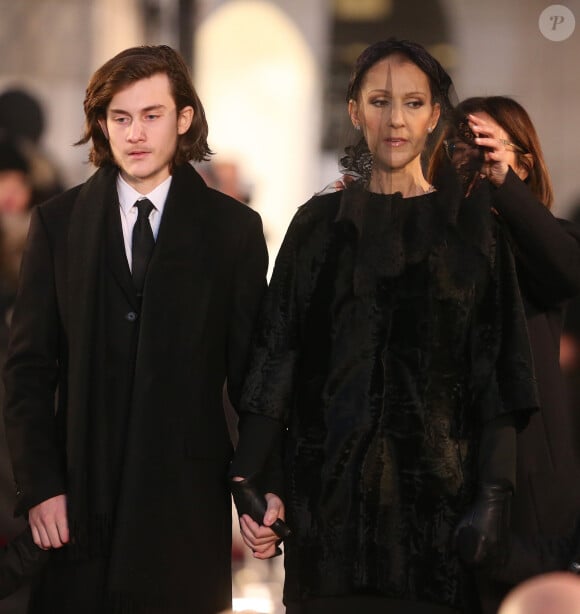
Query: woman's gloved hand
xmin=230 ymin=477 xmax=291 ymax=540
xmin=454 ymin=479 xmax=513 ymax=566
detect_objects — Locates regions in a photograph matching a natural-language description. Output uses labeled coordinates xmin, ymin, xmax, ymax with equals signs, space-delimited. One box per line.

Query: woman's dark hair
xmin=346 ymin=38 xmax=453 ymax=111
xmin=342 ymin=38 xmax=454 ymax=177
xmin=450 ymin=96 xmax=553 ymax=208
xmin=76 ymin=45 xmax=212 ymax=168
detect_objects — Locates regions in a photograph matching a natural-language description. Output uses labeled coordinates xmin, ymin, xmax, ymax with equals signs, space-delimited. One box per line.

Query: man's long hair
xmin=76 ymin=45 xmax=213 ymax=168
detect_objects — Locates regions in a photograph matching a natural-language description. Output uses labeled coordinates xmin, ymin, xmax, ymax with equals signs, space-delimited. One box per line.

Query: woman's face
xmin=349 ymin=55 xmax=440 ymax=175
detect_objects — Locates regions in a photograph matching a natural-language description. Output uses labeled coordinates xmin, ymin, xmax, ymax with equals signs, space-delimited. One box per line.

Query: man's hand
xmin=239 ymin=493 xmax=286 ymax=559
xmin=29 ymin=494 xmax=69 ymax=550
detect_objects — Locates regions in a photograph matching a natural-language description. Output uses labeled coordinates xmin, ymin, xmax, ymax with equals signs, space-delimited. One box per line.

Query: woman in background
xmin=436 ymin=96 xmax=580 ymax=613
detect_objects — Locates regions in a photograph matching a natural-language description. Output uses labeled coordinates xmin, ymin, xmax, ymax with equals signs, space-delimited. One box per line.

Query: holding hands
xmin=238 ymin=492 xmax=286 ymax=559
xmin=231 ymin=477 xmax=289 ymax=559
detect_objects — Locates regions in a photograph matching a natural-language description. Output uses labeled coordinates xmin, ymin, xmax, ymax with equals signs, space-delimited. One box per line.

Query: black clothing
xmin=494 ymin=170 xmax=580 ymax=536
xmin=0 ymin=527 xmax=48 ymax=599
xmin=285 ymin=595 xmax=458 ymax=614
xmin=233 ymin=183 xmax=538 ymax=611
xmin=3 ymin=164 xmax=269 ymax=613
xmin=477 ymin=169 xmax=580 ymax=611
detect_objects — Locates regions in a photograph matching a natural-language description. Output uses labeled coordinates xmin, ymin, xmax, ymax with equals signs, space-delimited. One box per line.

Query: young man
xmin=3 ymin=45 xmax=282 ymax=613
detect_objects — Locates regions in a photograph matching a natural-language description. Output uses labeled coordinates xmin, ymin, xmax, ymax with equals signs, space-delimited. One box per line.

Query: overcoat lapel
xmin=105 ymin=195 xmax=139 ymax=310
xmin=138 ymin=164 xmax=212 ymax=331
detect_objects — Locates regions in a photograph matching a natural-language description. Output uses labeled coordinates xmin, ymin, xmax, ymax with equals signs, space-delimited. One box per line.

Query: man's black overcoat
xmin=3 ymin=163 xmax=268 ymax=613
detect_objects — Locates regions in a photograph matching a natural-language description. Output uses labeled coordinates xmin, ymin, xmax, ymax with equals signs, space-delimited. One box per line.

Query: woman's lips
xmin=384 ymin=138 xmax=408 ymax=147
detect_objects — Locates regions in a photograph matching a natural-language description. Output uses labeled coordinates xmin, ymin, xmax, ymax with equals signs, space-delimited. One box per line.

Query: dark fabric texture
xmin=232 ymin=412 xmax=284 ymax=481
xmin=0 ymin=526 xmax=48 ymax=599
xmin=285 ymin=595 xmax=459 ymax=614
xmin=475 ymin=170 xmax=580 ymax=612
xmin=233 ymin=181 xmax=538 ymax=611
xmin=3 ymin=163 xmax=269 ymax=613
xmin=478 ymin=414 xmax=516 ymax=485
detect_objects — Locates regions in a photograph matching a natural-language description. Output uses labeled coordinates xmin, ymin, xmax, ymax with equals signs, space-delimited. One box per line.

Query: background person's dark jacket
xmin=476 ymin=169 xmax=580 ymax=613
xmin=494 ymin=169 xmax=580 ymax=540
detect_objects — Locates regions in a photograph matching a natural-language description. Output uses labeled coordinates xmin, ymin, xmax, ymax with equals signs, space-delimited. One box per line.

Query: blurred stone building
xmin=1 ymin=0 xmax=579 ymax=258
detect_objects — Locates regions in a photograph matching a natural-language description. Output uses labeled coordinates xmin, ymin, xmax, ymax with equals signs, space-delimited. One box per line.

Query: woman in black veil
xmin=230 ymin=39 xmax=538 ymax=614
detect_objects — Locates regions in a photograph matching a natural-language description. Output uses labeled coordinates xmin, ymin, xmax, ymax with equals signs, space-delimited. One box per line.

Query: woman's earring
xmin=354 ymin=124 xmax=361 ymax=131
xmin=427 ymin=126 xmax=433 ymax=133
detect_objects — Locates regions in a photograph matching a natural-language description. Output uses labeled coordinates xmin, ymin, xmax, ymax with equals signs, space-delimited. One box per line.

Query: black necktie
xmin=131 ymin=198 xmax=155 ymax=296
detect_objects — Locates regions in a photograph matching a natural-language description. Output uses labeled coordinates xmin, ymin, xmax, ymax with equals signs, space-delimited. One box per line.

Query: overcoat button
xmin=125 ymin=311 xmax=138 ymax=322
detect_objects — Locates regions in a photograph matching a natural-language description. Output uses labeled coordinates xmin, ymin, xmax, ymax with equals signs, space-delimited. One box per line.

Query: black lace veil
xmin=325 ymin=38 xmax=462 ymax=196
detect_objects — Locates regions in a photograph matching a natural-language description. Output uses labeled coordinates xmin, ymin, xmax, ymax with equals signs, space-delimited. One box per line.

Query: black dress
xmin=234 ymin=184 xmax=538 ymax=613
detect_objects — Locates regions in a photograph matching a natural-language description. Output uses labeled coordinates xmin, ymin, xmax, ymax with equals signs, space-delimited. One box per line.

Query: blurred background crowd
xmin=0 ymin=1 xmax=579 ymax=612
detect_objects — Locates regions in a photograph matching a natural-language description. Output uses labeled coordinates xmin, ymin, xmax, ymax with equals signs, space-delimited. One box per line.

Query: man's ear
xmin=98 ymin=118 xmax=109 ymax=140
xmin=178 ymin=106 xmax=194 ymax=135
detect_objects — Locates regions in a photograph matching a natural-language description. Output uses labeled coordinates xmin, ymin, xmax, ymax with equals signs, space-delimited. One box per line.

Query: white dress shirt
xmin=116 ymin=174 xmax=172 ymax=271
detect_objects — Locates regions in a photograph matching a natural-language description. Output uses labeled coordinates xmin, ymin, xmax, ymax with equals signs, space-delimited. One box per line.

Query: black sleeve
xmin=230 ymin=208 xmax=304 ymax=479
xmin=478 ymin=413 xmax=516 ymax=487
xmin=3 ymin=208 xmax=65 ymax=515
xmin=470 ymin=221 xmax=539 ymax=428
xmin=226 ymin=211 xmax=268 ymax=409
xmin=493 ymin=168 xmax=580 ymax=306
xmin=234 ymin=414 xmax=286 ymax=497
xmin=223 ymin=210 xmax=286 ymax=495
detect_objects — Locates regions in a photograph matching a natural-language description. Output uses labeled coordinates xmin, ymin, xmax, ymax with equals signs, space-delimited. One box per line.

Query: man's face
xmin=99 ymin=73 xmax=193 ymax=193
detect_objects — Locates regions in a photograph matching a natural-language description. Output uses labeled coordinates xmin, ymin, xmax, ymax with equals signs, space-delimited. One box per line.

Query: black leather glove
xmin=230 ymin=478 xmax=291 ymax=539
xmin=454 ymin=480 xmax=513 ymax=567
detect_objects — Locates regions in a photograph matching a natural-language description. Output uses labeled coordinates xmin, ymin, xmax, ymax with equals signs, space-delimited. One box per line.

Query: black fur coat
xmin=238 ymin=183 xmax=538 ymax=610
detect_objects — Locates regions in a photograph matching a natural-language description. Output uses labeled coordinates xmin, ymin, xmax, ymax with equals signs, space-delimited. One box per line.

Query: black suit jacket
xmin=3 ymin=163 xmax=268 ymax=612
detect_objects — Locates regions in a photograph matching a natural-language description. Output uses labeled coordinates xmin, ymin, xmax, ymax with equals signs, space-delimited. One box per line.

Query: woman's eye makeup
xmin=370 ymin=98 xmax=389 ymax=107
xmin=367 ymin=97 xmax=426 ymax=108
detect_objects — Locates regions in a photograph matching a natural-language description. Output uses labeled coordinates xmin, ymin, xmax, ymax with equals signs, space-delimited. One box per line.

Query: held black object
xmin=454 ymin=480 xmax=513 ymax=567
xmin=230 ymin=478 xmax=291 ymax=539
